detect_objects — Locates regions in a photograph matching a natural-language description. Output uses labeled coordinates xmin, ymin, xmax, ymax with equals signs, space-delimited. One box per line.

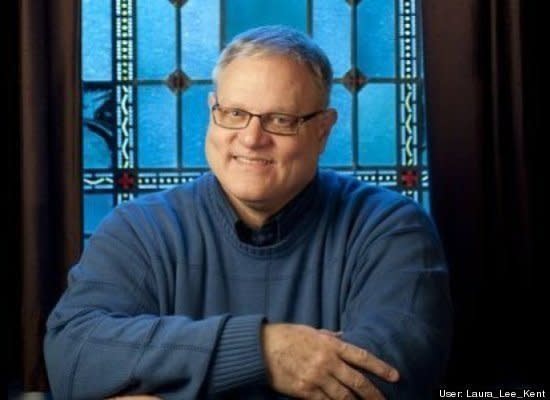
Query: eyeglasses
xmin=211 ymin=102 xmax=326 ymax=136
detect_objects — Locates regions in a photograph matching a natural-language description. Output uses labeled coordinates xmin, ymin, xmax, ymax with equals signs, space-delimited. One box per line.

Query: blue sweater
xmin=44 ymin=170 xmax=452 ymax=399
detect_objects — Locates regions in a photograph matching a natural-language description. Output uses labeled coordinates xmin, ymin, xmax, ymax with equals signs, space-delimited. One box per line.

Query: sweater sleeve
xmin=43 ymin=205 xmax=267 ymax=400
xmin=340 ymin=200 xmax=452 ymax=399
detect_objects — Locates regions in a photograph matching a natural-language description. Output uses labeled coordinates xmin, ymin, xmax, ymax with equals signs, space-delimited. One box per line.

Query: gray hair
xmin=212 ymin=25 xmax=333 ymax=106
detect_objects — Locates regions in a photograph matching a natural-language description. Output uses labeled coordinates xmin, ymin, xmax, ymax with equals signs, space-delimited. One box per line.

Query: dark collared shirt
xmin=217 ymin=176 xmax=319 ymax=247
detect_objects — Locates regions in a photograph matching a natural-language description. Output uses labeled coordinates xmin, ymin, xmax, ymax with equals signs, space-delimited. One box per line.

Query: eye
xmin=227 ymin=109 xmax=247 ymax=118
xmin=271 ymin=114 xmax=295 ymax=126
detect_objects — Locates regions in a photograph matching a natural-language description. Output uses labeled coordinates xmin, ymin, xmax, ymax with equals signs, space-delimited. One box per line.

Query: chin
xmin=227 ymin=185 xmax=272 ymax=204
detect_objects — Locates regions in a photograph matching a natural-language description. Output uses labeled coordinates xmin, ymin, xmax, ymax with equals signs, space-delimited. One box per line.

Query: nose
xmin=238 ymin=115 xmax=271 ymax=148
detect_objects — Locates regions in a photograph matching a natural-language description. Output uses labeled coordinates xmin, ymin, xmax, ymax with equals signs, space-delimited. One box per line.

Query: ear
xmin=317 ymin=108 xmax=338 ymax=153
xmin=208 ymin=92 xmax=216 ymax=107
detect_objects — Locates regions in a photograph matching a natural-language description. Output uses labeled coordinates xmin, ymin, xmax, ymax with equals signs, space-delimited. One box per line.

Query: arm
xmin=340 ymin=200 xmax=453 ymax=398
xmin=44 ymin=206 xmax=266 ymax=400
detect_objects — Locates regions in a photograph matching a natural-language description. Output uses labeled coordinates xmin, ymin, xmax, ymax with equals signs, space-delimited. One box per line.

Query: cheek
xmin=284 ymin=138 xmax=321 ymax=164
xmin=205 ymin=133 xmax=223 ymax=171
xmin=206 ymin=129 xmax=228 ymax=159
xmin=277 ymin=145 xmax=319 ymax=178
xmin=204 ymin=132 xmax=213 ymax=159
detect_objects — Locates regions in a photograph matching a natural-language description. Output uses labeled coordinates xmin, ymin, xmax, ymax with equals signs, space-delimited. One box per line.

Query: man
xmin=45 ymin=26 xmax=452 ymax=399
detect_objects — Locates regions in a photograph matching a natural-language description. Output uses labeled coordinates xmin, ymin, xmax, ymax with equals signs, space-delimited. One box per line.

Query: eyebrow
xmin=215 ymin=94 xmax=302 ymax=115
xmin=217 ymin=101 xmax=302 ymax=116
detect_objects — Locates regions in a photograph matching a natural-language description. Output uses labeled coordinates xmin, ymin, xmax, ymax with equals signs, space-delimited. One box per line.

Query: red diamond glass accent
xmin=116 ymin=171 xmax=136 ymax=191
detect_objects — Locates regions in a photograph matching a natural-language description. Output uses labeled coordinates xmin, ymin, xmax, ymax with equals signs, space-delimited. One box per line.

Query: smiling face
xmin=205 ymin=54 xmax=337 ymax=227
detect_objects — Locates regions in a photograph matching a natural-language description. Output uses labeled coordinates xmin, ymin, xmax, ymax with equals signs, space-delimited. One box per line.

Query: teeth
xmin=234 ymin=156 xmax=272 ymax=165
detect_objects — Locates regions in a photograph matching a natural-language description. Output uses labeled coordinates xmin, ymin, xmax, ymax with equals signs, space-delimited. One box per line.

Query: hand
xmin=262 ymin=323 xmax=399 ymax=399
xmin=319 ymin=328 xmax=343 ymax=338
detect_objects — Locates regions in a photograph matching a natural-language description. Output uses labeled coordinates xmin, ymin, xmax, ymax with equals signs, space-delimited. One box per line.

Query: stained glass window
xmin=82 ymin=0 xmax=429 ymax=240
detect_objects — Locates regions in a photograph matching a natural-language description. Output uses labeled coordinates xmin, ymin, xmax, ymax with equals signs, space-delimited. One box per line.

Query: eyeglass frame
xmin=210 ymin=97 xmax=327 ymax=136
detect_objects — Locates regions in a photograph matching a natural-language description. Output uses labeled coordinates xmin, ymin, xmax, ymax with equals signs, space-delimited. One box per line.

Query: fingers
xmin=337 ymin=341 xmax=399 ymax=382
xmin=332 ymin=362 xmax=386 ymax=400
xmin=263 ymin=323 xmax=397 ymax=399
xmin=310 ymin=389 xmax=333 ymax=400
xmin=320 ymin=374 xmax=358 ymax=400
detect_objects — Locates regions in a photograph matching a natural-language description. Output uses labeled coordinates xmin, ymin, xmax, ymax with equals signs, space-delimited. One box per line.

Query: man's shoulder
xmin=317 ymin=170 xmax=437 ymax=245
xmin=114 ymin=173 xmax=213 ymax=217
xmin=317 ymin=169 xmax=407 ymax=208
xmin=90 ymin=173 xmax=217 ymax=241
xmin=317 ymin=169 xmax=431 ymax=229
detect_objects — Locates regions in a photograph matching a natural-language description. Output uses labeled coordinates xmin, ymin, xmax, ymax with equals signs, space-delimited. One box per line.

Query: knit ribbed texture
xmin=207 ymin=315 xmax=267 ymax=394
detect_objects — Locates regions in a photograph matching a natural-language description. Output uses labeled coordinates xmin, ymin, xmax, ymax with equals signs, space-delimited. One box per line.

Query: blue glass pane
xmin=82 ymin=0 xmax=112 ymax=81
xmin=357 ymin=0 xmax=395 ymax=78
xmin=138 ymin=85 xmax=177 ymax=167
xmin=181 ymin=0 xmax=220 ymax=78
xmin=224 ymin=0 xmax=307 ymax=45
xmin=83 ymin=88 xmax=114 ymax=168
xmin=422 ymin=190 xmax=431 ymax=213
xmin=358 ymin=84 xmax=396 ymax=166
xmin=83 ymin=125 xmax=112 ymax=168
xmin=182 ymin=84 xmax=212 ymax=167
xmin=84 ymin=193 xmax=113 ymax=233
xmin=137 ymin=1 xmax=176 ymax=79
xmin=313 ymin=0 xmax=350 ymax=78
xmin=320 ymin=85 xmax=351 ymax=167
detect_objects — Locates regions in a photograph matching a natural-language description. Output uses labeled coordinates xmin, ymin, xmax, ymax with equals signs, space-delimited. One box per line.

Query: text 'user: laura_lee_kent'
xmin=440 ymin=389 xmax=546 ymax=398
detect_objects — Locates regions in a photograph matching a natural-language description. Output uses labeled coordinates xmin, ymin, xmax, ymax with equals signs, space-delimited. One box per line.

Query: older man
xmin=45 ymin=26 xmax=451 ymax=399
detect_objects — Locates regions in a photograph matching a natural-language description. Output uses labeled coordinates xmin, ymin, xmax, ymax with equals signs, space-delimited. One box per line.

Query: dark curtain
xmin=8 ymin=0 xmax=22 ymax=395
xmin=10 ymin=0 xmax=82 ymax=393
xmin=423 ymin=0 xmax=543 ymax=386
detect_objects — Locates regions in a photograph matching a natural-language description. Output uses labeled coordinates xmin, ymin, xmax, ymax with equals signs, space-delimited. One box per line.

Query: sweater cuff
xmin=207 ymin=314 xmax=267 ymax=394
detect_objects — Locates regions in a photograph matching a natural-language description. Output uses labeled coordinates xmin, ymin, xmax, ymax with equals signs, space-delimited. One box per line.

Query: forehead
xmin=215 ymin=54 xmax=323 ymax=112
